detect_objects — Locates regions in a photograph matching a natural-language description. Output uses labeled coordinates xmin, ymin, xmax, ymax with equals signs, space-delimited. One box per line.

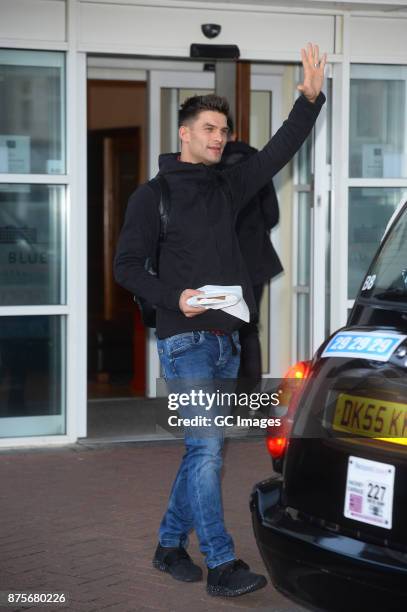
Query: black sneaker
xmin=207 ymin=559 xmax=267 ymax=597
xmin=152 ymin=544 xmax=203 ymax=582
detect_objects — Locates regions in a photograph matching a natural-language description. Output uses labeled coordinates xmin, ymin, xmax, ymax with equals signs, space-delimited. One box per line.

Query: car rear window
xmin=360 ymin=204 xmax=407 ymax=303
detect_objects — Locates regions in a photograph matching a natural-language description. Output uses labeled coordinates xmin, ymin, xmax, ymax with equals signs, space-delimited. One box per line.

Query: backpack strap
xmin=142 ymin=174 xmax=171 ymax=277
xmin=148 ymin=174 xmax=171 ymax=243
xmin=133 ymin=175 xmax=171 ymax=325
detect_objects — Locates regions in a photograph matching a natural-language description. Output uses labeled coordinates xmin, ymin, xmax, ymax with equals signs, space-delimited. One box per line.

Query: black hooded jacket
xmin=114 ymin=93 xmax=325 ymax=339
xmin=222 ymin=140 xmax=283 ymax=286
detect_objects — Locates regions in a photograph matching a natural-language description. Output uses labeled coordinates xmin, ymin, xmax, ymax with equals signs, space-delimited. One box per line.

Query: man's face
xmin=179 ymin=110 xmax=228 ymax=165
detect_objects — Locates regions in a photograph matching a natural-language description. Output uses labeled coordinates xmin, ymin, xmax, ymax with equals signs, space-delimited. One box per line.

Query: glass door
xmin=0 ymin=49 xmax=67 ymax=439
xmin=250 ymin=74 xmax=283 ymax=377
xmin=147 ymin=69 xmax=286 ymax=393
xmin=147 ymin=70 xmax=214 ymax=396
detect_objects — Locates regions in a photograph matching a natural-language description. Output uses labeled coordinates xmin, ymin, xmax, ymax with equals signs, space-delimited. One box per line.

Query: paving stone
xmin=0 ymin=440 xmax=306 ymax=611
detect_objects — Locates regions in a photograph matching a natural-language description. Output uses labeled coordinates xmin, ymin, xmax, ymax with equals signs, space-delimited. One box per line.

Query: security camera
xmin=201 ymin=24 xmax=221 ymax=39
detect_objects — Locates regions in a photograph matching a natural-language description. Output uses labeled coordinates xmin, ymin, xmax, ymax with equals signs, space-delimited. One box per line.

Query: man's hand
xmin=179 ymin=289 xmax=207 ymax=318
xmin=297 ymin=43 xmax=326 ymax=103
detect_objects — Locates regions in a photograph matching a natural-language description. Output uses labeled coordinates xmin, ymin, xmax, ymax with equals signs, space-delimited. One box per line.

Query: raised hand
xmin=297 ymin=43 xmax=326 ymax=103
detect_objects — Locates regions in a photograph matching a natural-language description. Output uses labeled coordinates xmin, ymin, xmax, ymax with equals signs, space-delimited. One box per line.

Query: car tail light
xmin=266 ymin=360 xmax=312 ymax=462
xmin=283 ymin=360 xmax=312 ymax=381
xmin=266 ymin=436 xmax=288 ymax=459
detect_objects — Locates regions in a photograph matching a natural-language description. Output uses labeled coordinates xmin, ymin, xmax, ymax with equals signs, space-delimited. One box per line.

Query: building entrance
xmin=87 ymin=80 xmax=147 ymax=401
xmin=84 ymin=57 xmax=331 ymax=441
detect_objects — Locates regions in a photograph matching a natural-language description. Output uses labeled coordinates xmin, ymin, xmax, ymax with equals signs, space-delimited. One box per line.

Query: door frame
xmin=290 ymin=67 xmax=332 ymax=365
xmin=312 ymin=73 xmax=331 ymax=353
xmin=250 ymin=73 xmax=283 ymax=377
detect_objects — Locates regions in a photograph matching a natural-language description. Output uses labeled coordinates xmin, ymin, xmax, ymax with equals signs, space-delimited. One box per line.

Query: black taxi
xmin=251 ymin=201 xmax=407 ymax=611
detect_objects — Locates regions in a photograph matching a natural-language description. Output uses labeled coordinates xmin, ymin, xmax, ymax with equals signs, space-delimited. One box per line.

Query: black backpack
xmin=134 ymin=174 xmax=171 ymax=328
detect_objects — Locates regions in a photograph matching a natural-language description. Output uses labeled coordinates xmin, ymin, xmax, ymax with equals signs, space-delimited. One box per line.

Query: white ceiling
xmin=182 ymin=0 xmax=407 ymax=12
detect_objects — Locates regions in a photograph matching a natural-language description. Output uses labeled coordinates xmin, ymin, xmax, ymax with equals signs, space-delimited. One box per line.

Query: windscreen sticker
xmin=322 ymin=331 xmax=407 ymax=362
xmin=361 ymin=274 xmax=376 ymax=292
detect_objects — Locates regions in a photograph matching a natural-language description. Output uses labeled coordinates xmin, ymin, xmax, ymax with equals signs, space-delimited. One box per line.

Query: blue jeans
xmin=157 ymin=330 xmax=240 ymax=569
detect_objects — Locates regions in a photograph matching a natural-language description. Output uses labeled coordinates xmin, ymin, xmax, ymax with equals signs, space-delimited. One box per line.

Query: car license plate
xmin=344 ymin=456 xmax=395 ymax=529
xmin=322 ymin=331 xmax=406 ymax=362
xmin=333 ymin=393 xmax=407 ymax=444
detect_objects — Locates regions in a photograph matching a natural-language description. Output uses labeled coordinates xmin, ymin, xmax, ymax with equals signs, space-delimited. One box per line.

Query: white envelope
xmin=186 ymin=285 xmax=250 ymax=323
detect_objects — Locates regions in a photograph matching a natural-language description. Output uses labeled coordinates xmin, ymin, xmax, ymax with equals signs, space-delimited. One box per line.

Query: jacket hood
xmin=158 ymin=144 xmax=256 ymax=174
xmin=221 ymin=140 xmax=256 ymax=166
xmin=158 ymin=152 xmax=211 ymax=175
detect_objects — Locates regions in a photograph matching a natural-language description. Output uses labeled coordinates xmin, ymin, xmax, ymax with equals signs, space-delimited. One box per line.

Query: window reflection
xmin=350 ymin=65 xmax=407 ymax=178
xmin=348 ymin=188 xmax=407 ymax=298
xmin=0 ymin=184 xmax=65 ymax=305
xmin=0 ymin=316 xmax=65 ymax=436
xmin=364 ymin=205 xmax=407 ymax=302
xmin=0 ymin=50 xmax=65 ymax=175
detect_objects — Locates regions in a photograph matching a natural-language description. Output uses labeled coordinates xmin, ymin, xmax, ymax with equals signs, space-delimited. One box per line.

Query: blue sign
xmin=322 ymin=331 xmax=406 ymax=362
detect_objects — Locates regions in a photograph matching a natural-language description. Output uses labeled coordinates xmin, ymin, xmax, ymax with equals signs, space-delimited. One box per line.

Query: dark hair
xmin=178 ymin=94 xmax=230 ymax=127
xmin=227 ymin=115 xmax=234 ymax=133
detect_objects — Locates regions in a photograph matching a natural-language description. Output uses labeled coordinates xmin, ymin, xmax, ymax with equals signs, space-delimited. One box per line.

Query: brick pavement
xmin=0 ymin=440 xmax=306 ymax=612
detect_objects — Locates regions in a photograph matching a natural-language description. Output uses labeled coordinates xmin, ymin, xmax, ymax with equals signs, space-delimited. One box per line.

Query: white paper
xmin=186 ymin=285 xmax=250 ymax=323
